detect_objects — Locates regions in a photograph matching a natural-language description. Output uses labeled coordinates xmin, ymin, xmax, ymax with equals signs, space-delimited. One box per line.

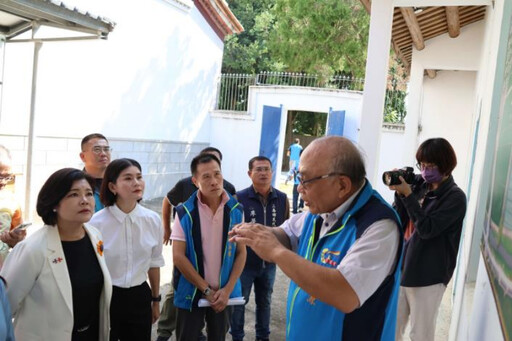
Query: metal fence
xmin=215 ymin=71 xmax=407 ymax=123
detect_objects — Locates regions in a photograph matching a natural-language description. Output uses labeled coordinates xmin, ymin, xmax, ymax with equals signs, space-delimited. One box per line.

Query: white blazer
xmin=0 ymin=223 xmax=112 ymax=341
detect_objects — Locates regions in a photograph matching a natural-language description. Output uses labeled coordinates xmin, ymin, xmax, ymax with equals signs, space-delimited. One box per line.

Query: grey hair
xmin=314 ymin=136 xmax=366 ymax=188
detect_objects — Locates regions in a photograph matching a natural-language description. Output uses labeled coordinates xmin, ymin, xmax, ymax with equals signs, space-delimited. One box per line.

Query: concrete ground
xmin=143 ymin=172 xmax=451 ymax=340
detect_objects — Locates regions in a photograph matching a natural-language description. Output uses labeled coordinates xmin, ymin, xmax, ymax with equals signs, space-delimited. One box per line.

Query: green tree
xmin=222 ymin=0 xmax=284 ymax=74
xmin=269 ymin=0 xmax=369 ymax=78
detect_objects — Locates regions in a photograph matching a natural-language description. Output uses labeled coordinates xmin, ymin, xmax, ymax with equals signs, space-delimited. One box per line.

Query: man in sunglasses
xmin=80 ymin=133 xmax=112 ymax=212
xmin=230 ymin=136 xmax=403 ymax=341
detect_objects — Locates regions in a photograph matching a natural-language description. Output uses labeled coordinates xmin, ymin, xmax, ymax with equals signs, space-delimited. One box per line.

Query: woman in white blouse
xmin=1 ymin=168 xmax=112 ymax=341
xmin=90 ymin=158 xmax=164 ymax=341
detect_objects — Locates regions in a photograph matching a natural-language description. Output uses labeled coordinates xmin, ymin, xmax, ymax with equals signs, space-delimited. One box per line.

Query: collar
xmin=425 ymin=175 xmax=455 ymax=197
xmin=197 ymin=189 xmax=229 ymax=209
xmin=250 ymin=185 xmax=275 ymax=199
xmin=320 ymin=180 xmax=366 ymax=224
xmin=108 ymin=203 xmax=140 ymax=224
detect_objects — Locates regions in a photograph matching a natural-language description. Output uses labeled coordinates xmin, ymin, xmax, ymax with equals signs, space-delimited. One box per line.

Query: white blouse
xmin=90 ymin=204 xmax=165 ymax=288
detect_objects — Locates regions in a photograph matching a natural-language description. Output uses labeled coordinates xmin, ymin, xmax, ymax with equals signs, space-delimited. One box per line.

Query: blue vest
xmin=236 ymin=186 xmax=288 ymax=270
xmin=93 ymin=191 xmax=104 ymax=212
xmin=173 ymin=191 xmax=244 ymax=310
xmin=286 ymin=181 xmax=403 ymax=340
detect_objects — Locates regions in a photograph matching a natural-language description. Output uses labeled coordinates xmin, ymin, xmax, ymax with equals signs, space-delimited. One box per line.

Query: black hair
xmin=416 ymin=138 xmax=457 ymax=175
xmin=190 ymin=154 xmax=221 ymax=176
xmin=200 ymin=147 xmax=223 ymax=161
xmin=81 ymin=133 xmax=108 ymax=150
xmin=36 ymin=168 xmax=95 ymax=225
xmin=248 ymin=156 xmax=272 ymax=170
xmin=100 ymin=158 xmax=142 ymax=206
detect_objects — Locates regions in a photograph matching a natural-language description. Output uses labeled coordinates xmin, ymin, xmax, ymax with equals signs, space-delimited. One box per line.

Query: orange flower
xmin=96 ymin=240 xmax=104 ymax=256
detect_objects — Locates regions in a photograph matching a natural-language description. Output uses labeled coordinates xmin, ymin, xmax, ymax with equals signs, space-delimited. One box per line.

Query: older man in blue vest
xmin=230 ymin=136 xmax=403 ymax=340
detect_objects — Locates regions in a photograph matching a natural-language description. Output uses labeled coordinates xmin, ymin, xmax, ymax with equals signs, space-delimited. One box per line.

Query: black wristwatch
xmin=203 ymin=285 xmax=212 ymax=297
xmin=151 ymin=294 xmax=161 ymax=302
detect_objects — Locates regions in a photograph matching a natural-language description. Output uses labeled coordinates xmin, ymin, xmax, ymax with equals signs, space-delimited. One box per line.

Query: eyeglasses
xmin=296 ymin=172 xmax=345 ymax=188
xmin=416 ymin=162 xmax=438 ymax=171
xmin=90 ymin=146 xmax=112 ymax=154
xmin=253 ymin=167 xmax=271 ymax=173
xmin=0 ymin=174 xmax=15 ymax=184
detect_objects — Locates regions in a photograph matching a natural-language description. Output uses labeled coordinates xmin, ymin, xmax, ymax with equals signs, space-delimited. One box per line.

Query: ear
xmin=337 ymin=175 xmax=353 ymax=199
xmin=191 ymin=176 xmax=198 ymax=188
xmin=79 ymin=152 xmax=86 ymax=163
xmin=108 ymin=182 xmax=117 ymax=195
xmin=247 ymin=170 xmax=252 ymax=178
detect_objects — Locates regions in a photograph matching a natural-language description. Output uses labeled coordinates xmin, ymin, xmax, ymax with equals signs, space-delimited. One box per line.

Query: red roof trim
xmin=194 ymin=0 xmax=243 ymax=41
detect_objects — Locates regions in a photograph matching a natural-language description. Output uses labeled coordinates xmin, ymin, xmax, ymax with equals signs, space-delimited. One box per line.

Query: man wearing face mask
xmin=387 ymin=138 xmax=467 ymax=341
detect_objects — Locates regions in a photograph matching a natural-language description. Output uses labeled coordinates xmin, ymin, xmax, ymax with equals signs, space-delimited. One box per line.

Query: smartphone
xmin=13 ymin=222 xmax=32 ymax=234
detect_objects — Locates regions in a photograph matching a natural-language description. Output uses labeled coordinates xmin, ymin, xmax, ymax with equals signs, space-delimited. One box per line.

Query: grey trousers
xmin=156 ymin=287 xmax=177 ymax=338
xmin=396 ymin=283 xmax=446 ymax=341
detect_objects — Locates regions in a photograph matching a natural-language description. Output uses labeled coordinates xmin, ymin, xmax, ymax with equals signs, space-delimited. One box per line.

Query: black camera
xmin=382 ymin=167 xmax=415 ymax=186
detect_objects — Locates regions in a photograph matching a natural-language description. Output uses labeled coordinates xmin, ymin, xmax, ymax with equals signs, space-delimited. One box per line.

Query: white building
xmin=359 ymin=1 xmax=512 ymax=340
xmin=0 ymin=0 xmax=242 ymax=217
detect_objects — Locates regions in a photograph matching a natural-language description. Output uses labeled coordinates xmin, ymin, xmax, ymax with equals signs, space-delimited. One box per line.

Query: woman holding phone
xmin=90 ymin=158 xmax=164 ymax=341
xmin=0 ymin=168 xmax=112 ymax=341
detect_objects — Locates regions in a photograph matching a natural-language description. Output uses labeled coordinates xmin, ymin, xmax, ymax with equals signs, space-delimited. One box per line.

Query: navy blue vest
xmin=236 ymin=186 xmax=288 ymax=270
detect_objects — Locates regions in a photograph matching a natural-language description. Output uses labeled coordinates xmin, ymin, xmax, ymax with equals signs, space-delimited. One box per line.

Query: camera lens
xmin=382 ymin=172 xmax=393 ymax=186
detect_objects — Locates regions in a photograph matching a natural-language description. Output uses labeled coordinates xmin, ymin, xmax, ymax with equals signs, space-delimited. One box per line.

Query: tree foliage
xmin=223 ymin=0 xmax=370 ymax=77
xmin=268 ymin=0 xmax=369 ymax=78
xmin=222 ymin=0 xmax=284 ymax=74
xmin=291 ymin=111 xmax=327 ymax=136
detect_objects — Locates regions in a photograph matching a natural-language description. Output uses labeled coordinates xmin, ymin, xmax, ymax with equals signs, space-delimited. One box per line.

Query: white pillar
xmin=401 ymin=58 xmax=424 ymax=166
xmin=359 ymin=0 xmax=394 ymax=184
xmin=25 ymin=41 xmax=42 ymax=221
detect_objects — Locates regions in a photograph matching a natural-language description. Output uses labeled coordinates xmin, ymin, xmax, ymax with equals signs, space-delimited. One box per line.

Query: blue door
xmin=259 ymin=105 xmax=282 ymax=186
xmin=327 ymin=108 xmax=346 ymax=136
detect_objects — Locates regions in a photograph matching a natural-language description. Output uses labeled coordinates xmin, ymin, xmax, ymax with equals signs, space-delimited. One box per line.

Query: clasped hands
xmin=204 ymin=287 xmax=230 ymax=313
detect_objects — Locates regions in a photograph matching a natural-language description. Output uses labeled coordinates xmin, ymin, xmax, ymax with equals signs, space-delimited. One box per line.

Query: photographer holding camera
xmin=386 ymin=138 xmax=467 ymax=341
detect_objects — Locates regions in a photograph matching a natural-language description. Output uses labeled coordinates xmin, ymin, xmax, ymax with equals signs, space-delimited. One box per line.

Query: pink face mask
xmin=421 ymin=168 xmax=443 ymax=183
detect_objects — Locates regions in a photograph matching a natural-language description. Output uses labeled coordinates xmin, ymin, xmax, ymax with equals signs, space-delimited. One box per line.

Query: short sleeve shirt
xmin=279 ymin=187 xmax=399 ymax=306
xmin=90 ymin=204 xmax=165 ymax=288
xmin=171 ymin=191 xmax=232 ymax=289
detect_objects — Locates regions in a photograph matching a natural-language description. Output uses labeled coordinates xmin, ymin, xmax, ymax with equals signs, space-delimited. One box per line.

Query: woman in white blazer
xmin=0 ymin=168 xmax=112 ymax=341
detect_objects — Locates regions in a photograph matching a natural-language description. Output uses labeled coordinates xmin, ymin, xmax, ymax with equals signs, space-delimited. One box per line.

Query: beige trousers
xmin=396 ymin=283 xmax=446 ymax=341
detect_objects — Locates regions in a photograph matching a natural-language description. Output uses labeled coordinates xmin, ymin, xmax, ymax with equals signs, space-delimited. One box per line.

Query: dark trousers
xmin=230 ymin=264 xmax=276 ymax=340
xmin=157 ymin=283 xmax=207 ymax=340
xmin=292 ymin=184 xmax=304 ymax=213
xmin=176 ymin=306 xmax=230 ymax=341
xmin=110 ymin=283 xmax=152 ymax=341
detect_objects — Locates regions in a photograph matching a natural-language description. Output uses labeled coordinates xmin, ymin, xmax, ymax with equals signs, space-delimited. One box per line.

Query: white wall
xmin=0 ymin=134 xmax=207 ymax=219
xmin=374 ymin=124 xmax=407 ymax=203
xmin=418 ymin=70 xmax=477 ymax=193
xmin=391 ymin=17 xmax=509 ymax=340
xmin=466 ymin=256 xmax=503 ymax=340
xmin=210 ymin=86 xmax=363 ymax=190
xmin=0 ymin=0 xmax=228 ymax=218
xmin=1 ymin=0 xmax=223 ymax=142
xmin=450 ymin=1 xmax=511 ymax=340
